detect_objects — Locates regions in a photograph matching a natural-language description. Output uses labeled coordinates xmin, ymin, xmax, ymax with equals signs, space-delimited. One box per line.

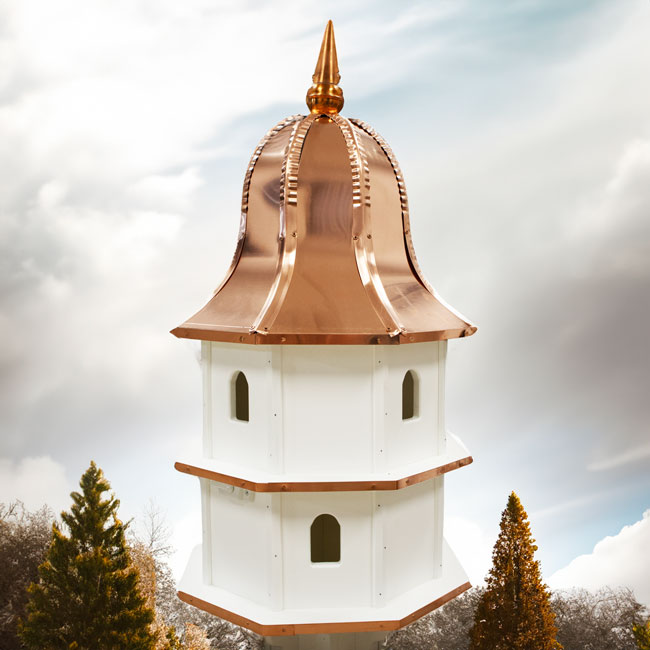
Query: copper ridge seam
xmin=241 ymin=115 xmax=303 ymax=215
xmin=332 ymin=115 xmax=403 ymax=337
xmin=348 ymin=119 xmax=426 ymax=291
xmin=251 ymin=115 xmax=317 ymax=335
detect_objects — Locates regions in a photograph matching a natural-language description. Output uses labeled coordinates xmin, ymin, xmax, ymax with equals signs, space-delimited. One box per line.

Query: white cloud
xmin=549 ymin=510 xmax=650 ymax=607
xmin=445 ymin=515 xmax=493 ymax=586
xmin=169 ymin=506 xmax=202 ymax=581
xmin=588 ymin=442 xmax=650 ymax=472
xmin=28 ymin=184 xmax=185 ymax=276
xmin=128 ymin=167 xmax=203 ymax=212
xmin=37 ymin=179 xmax=68 ymax=210
xmin=0 ymin=0 xmax=413 ymax=196
xmin=0 ymin=456 xmax=72 ymax=514
xmin=607 ymin=137 xmax=650 ymax=198
xmin=530 ymin=493 xmax=602 ymax=520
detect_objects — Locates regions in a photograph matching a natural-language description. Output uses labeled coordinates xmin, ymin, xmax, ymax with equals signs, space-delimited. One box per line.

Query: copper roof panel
xmin=266 ymin=118 xmax=387 ymax=336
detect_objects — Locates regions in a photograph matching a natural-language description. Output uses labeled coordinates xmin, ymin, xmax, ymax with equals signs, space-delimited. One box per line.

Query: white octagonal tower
xmin=172 ymin=22 xmax=476 ymax=650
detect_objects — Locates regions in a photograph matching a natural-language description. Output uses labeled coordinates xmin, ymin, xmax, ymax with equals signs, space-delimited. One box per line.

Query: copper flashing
xmin=177 ymin=582 xmax=471 ymax=636
xmin=174 ymin=455 xmax=473 ymax=493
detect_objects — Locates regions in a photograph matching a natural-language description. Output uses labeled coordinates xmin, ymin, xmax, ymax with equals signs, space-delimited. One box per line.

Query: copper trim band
xmin=171 ymin=327 xmax=470 ymax=345
xmin=177 ymin=581 xmax=471 ymax=636
xmin=174 ymin=456 xmax=472 ymax=493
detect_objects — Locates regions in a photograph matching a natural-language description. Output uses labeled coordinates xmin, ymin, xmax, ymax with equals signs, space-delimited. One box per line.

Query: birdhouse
xmin=173 ymin=22 xmax=476 ymax=650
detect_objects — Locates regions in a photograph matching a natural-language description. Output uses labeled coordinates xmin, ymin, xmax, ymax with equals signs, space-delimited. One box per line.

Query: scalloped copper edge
xmin=212 ymin=115 xmax=302 ymax=300
xmin=177 ymin=581 xmax=471 ymax=636
xmin=174 ymin=455 xmax=472 ymax=493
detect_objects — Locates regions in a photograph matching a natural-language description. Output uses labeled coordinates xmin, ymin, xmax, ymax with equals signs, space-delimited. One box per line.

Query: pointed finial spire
xmin=306 ymin=20 xmax=344 ymax=115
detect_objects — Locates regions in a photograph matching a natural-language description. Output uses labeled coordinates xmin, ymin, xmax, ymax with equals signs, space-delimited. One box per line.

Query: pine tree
xmin=634 ymin=620 xmax=650 ymax=650
xmin=469 ymin=492 xmax=562 ymax=650
xmin=19 ymin=461 xmax=157 ymax=650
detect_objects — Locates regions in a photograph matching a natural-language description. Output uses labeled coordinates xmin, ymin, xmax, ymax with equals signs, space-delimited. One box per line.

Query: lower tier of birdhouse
xmin=179 ymin=540 xmax=468 ymax=635
xmin=177 ymin=477 xmax=470 ymax=635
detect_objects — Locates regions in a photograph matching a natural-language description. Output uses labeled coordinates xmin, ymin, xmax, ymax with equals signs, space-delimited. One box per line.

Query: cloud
xmin=445 ymin=515 xmax=494 ymax=586
xmin=549 ymin=510 xmax=650 ymax=607
xmin=169 ymin=506 xmax=202 ymax=581
xmin=128 ymin=168 xmax=203 ymax=212
xmin=0 ymin=456 xmax=72 ymax=514
xmin=588 ymin=442 xmax=650 ymax=472
xmin=530 ymin=493 xmax=602 ymax=520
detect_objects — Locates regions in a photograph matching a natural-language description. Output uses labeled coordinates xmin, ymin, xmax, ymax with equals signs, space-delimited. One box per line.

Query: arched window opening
xmin=233 ymin=372 xmax=249 ymax=422
xmin=310 ymin=514 xmax=340 ymax=563
xmin=402 ymin=370 xmax=418 ymax=420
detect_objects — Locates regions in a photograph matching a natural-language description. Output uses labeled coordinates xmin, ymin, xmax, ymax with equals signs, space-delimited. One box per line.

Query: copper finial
xmin=306 ymin=20 xmax=344 ymax=115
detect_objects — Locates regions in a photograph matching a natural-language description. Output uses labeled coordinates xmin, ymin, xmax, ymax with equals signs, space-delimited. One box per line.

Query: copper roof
xmin=172 ymin=23 xmax=476 ymax=346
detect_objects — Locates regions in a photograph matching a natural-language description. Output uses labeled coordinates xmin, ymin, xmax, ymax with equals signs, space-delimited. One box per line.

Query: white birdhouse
xmin=173 ymin=21 xmax=476 ymax=650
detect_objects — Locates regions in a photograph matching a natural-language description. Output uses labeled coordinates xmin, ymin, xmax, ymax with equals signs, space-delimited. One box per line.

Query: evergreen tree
xmin=19 ymin=461 xmax=156 ymax=650
xmin=469 ymin=492 xmax=561 ymax=650
xmin=634 ymin=620 xmax=650 ymax=650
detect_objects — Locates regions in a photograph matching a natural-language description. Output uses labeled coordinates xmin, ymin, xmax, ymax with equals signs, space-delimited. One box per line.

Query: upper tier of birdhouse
xmin=172 ymin=21 xmax=476 ymax=346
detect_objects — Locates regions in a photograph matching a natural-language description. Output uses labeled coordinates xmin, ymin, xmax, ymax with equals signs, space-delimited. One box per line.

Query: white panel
xmin=200 ymin=478 xmax=212 ymax=584
xmin=371 ymin=492 xmax=384 ymax=607
xmin=371 ymin=347 xmax=386 ymax=473
xmin=270 ymin=347 xmax=284 ymax=473
xmin=269 ymin=493 xmax=284 ymax=610
xmin=209 ymin=483 xmax=272 ymax=605
xmin=207 ymin=342 xmax=273 ymax=470
xmin=382 ymin=342 xmax=440 ymax=468
xmin=201 ymin=341 xmax=213 ymax=457
xmin=433 ymin=476 xmax=444 ymax=579
xmin=438 ymin=340 xmax=447 ymax=455
xmin=281 ymin=492 xmax=373 ymax=609
xmin=282 ymin=347 xmax=374 ymax=474
xmin=381 ymin=481 xmax=437 ymax=601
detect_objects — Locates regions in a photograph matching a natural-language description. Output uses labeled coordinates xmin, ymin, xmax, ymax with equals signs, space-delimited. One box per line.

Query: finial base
xmin=306 ymin=83 xmax=344 ymax=115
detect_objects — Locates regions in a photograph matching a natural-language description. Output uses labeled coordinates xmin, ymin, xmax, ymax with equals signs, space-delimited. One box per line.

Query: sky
xmin=1 ymin=0 xmax=649 ymax=607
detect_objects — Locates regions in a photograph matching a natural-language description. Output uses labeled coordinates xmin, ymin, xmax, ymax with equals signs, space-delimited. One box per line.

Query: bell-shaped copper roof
xmin=172 ymin=23 xmax=476 ymax=345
